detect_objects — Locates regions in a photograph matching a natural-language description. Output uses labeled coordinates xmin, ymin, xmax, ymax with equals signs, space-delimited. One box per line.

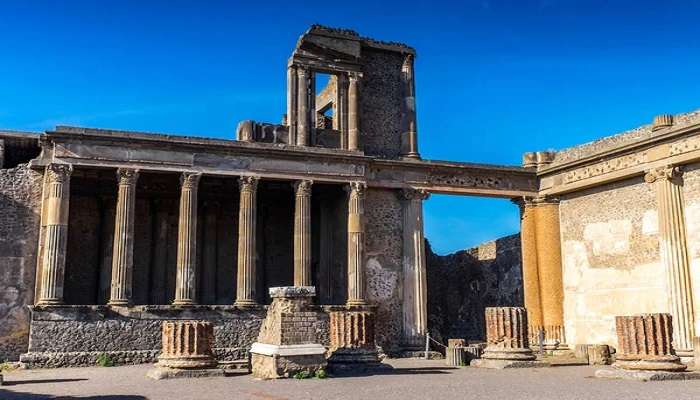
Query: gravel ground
xmin=2 ymin=359 xmax=700 ymax=400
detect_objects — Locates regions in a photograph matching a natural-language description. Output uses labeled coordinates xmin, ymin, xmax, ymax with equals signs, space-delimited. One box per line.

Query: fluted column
xmin=401 ymin=188 xmax=429 ymax=348
xmin=645 ymin=166 xmax=696 ymax=354
xmin=109 ymin=168 xmax=139 ymax=306
xmin=293 ymin=180 xmax=313 ymax=287
xmin=614 ymin=313 xmax=686 ymax=371
xmin=347 ymin=72 xmax=360 ymax=151
xmin=482 ymin=307 xmax=535 ymax=361
xmin=336 ymin=74 xmax=349 ymax=149
xmin=157 ymin=320 xmax=217 ymax=369
xmin=287 ymin=65 xmax=298 ymax=145
xmin=235 ymin=176 xmax=259 ymax=307
xmin=400 ymin=54 xmax=420 ymax=159
xmin=173 ymin=172 xmax=202 ymax=305
xmin=37 ymin=164 xmax=73 ymax=305
xmin=515 ymin=198 xmax=544 ymax=344
xmin=296 ymin=66 xmax=310 ymax=146
xmin=346 ymin=182 xmax=367 ymax=306
xmin=534 ymin=197 xmax=566 ymax=349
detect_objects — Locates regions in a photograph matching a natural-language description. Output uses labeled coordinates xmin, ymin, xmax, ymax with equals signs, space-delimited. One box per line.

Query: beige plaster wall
xmin=680 ymin=162 xmax=700 ymax=337
xmin=559 ymin=176 xmax=667 ymax=348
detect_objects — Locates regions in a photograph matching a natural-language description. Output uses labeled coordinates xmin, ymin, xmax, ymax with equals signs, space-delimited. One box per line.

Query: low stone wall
xmin=22 ymin=305 xmax=331 ymax=368
xmin=426 ymin=234 xmax=523 ymax=346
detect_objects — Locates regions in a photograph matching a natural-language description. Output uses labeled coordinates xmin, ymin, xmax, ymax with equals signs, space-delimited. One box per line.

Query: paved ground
xmin=2 ymin=359 xmax=700 ymax=400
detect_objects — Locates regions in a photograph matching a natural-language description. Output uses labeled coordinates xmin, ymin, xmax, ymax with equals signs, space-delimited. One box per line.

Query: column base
xmin=108 ymin=300 xmax=130 ymax=307
xmin=172 ymin=300 xmax=196 ymax=306
xmin=36 ymin=299 xmax=64 ymax=306
xmin=613 ymin=355 xmax=687 ymax=372
xmin=482 ymin=347 xmax=536 ymax=361
xmin=233 ymin=299 xmax=259 ymax=308
xmin=346 ymin=300 xmax=368 ymax=307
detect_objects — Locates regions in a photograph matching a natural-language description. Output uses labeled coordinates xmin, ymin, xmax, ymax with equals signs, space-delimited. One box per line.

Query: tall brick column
xmin=296 ymin=66 xmax=310 ymax=146
xmin=614 ymin=313 xmax=686 ymax=371
xmin=645 ymin=167 xmax=695 ymax=355
xmin=235 ymin=176 xmax=259 ymax=307
xmin=37 ymin=163 xmax=73 ymax=305
xmin=516 ymin=198 xmax=544 ymax=344
xmin=401 ymin=188 xmax=429 ymax=349
xmin=347 ymin=72 xmax=360 ymax=151
xmin=173 ymin=172 xmax=201 ymax=305
xmin=293 ymin=180 xmax=313 ymax=287
xmin=346 ymin=182 xmax=367 ymax=306
xmin=400 ymin=54 xmax=420 ymax=159
xmin=108 ymin=168 xmax=139 ymax=306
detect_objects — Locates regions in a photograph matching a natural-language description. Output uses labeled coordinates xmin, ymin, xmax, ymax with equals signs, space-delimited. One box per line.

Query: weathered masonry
xmin=0 ymin=26 xmax=536 ymax=365
xmin=1 ymin=25 xmax=699 ymax=365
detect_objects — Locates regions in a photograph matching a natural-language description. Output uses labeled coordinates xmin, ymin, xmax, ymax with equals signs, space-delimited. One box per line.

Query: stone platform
xmin=146 ymin=367 xmax=225 ymax=380
xmin=595 ymin=367 xmax=700 ymax=382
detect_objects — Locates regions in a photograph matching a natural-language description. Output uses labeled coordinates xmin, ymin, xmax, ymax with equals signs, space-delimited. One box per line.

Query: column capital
xmin=180 ymin=172 xmax=202 ymax=189
xmin=239 ymin=175 xmax=260 ymax=192
xmin=348 ymin=71 xmax=362 ymax=82
xmin=644 ymin=166 xmax=683 ymax=184
xmin=293 ymin=179 xmax=313 ymax=196
xmin=47 ymin=163 xmax=73 ymax=183
xmin=116 ymin=168 xmax=139 ymax=186
xmin=347 ymin=181 xmax=367 ymax=196
xmin=297 ymin=65 xmax=309 ymax=77
xmin=401 ymin=188 xmax=429 ymax=201
xmin=513 ymin=195 xmax=559 ymax=208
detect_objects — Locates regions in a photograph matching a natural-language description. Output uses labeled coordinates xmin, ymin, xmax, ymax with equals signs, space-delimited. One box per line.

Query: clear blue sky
xmin=2 ymin=1 xmax=700 ymax=254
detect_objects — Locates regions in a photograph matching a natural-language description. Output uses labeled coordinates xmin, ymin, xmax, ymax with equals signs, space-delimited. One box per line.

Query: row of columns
xmin=287 ymin=65 xmax=360 ymax=151
xmin=35 ymin=164 xmax=369 ymax=308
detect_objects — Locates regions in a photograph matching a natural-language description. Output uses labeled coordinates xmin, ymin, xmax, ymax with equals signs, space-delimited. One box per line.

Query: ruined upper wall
xmin=547 ymin=109 xmax=700 ymax=168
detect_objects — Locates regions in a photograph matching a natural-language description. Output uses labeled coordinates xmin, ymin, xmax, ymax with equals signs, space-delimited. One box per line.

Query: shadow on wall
xmin=426 ymin=234 xmax=523 ymax=346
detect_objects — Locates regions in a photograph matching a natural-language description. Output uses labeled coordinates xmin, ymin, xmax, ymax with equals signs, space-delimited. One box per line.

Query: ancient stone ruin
xmin=1 ymin=24 xmax=700 ymax=378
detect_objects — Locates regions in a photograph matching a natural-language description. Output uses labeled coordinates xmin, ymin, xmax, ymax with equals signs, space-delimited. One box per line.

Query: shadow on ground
xmin=0 ymin=390 xmax=146 ymax=400
xmin=331 ymin=365 xmax=458 ymax=378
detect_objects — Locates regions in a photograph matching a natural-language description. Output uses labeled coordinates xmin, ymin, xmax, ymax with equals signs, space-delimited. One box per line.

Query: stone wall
xmin=680 ymin=162 xmax=700 ymax=336
xmin=364 ymin=188 xmax=404 ymax=351
xmin=426 ymin=234 xmax=523 ymax=345
xmin=360 ymin=48 xmax=405 ymax=159
xmin=559 ymin=176 xmax=667 ymax=347
xmin=0 ymin=163 xmax=42 ymax=361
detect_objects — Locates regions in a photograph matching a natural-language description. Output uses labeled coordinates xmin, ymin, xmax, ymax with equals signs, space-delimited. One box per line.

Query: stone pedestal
xmin=613 ymin=314 xmax=686 ymax=372
xmin=250 ymin=287 xmax=326 ymax=379
xmin=471 ymin=307 xmax=548 ymax=369
xmin=328 ymin=308 xmax=387 ymax=373
xmin=147 ymin=320 xmax=222 ymax=380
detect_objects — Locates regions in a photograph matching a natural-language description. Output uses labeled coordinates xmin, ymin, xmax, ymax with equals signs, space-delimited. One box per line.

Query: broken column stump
xmin=595 ymin=313 xmax=700 ymax=381
xmin=147 ymin=320 xmax=223 ymax=379
xmin=471 ymin=307 xmax=548 ymax=369
xmin=327 ymin=306 xmax=388 ymax=373
xmin=250 ymin=286 xmax=327 ymax=379
xmin=445 ymin=339 xmax=467 ymax=367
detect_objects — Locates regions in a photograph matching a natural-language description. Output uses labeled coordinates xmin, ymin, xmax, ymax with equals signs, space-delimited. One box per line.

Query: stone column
xmin=347 ymin=72 xmax=360 ymax=152
xmin=614 ymin=313 xmax=686 ymax=371
xmin=328 ymin=308 xmax=380 ymax=365
xmin=336 ymin=74 xmax=349 ymax=149
xmin=173 ymin=172 xmax=202 ymax=306
xmin=156 ymin=320 xmax=217 ymax=368
xmin=235 ymin=176 xmax=259 ymax=307
xmin=401 ymin=189 xmax=430 ymax=348
xmin=37 ymin=164 xmax=73 ymax=305
xmin=516 ymin=198 xmax=544 ymax=344
xmin=293 ymin=180 xmax=313 ymax=287
xmin=400 ymin=54 xmax=420 ymax=159
xmin=533 ymin=197 xmax=566 ymax=349
xmin=347 ymin=182 xmax=367 ymax=306
xmin=481 ymin=307 xmax=535 ymax=361
xmin=108 ymin=168 xmax=139 ymax=306
xmin=296 ymin=66 xmax=310 ymax=146
xmin=287 ymin=65 xmax=298 ymax=145
xmin=645 ymin=166 xmax=696 ymax=354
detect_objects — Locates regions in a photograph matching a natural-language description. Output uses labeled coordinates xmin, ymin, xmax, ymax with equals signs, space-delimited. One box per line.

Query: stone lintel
xmin=250 ymin=343 xmax=326 ymax=357
xmin=269 ymin=286 xmax=316 ymax=298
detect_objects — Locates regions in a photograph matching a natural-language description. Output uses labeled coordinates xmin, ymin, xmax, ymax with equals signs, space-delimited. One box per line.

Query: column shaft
xmin=173 ymin=172 xmax=201 ymax=305
xmin=347 ymin=182 xmax=367 ymax=306
xmin=109 ymin=168 xmax=139 ymax=306
xmin=518 ymin=199 xmax=544 ymax=343
xmin=401 ymin=189 xmax=429 ymax=348
xmin=646 ymin=167 xmax=696 ymax=353
xmin=534 ymin=199 xmax=566 ymax=348
xmin=347 ymin=73 xmax=360 ymax=151
xmin=337 ymin=74 xmax=349 ymax=149
xmin=400 ymin=54 xmax=420 ymax=158
xmin=293 ymin=180 xmax=313 ymax=287
xmin=296 ymin=67 xmax=310 ymax=146
xmin=235 ymin=176 xmax=259 ymax=306
xmin=287 ymin=65 xmax=298 ymax=144
xmin=37 ymin=164 xmax=73 ymax=305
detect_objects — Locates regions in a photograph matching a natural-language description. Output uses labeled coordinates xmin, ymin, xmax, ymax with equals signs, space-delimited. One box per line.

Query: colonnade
xmin=35 ymin=164 xmax=369 ymax=308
